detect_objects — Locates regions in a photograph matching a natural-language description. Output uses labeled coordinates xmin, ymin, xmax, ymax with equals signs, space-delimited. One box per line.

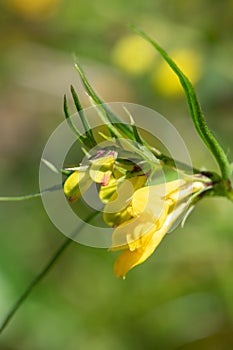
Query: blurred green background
xmin=0 ymin=0 xmax=233 ymax=349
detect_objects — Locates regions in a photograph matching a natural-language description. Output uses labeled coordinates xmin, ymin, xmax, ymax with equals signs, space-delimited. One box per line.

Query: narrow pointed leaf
xmin=70 ymin=85 xmax=95 ymax=143
xmin=133 ymin=26 xmax=231 ymax=180
xmin=123 ymin=107 xmax=143 ymax=145
xmin=64 ymin=95 xmax=83 ymax=140
xmin=74 ymin=61 xmax=134 ymax=139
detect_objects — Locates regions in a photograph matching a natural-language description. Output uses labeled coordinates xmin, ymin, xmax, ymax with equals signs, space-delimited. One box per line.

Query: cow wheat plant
xmin=0 ymin=28 xmax=232 ymax=334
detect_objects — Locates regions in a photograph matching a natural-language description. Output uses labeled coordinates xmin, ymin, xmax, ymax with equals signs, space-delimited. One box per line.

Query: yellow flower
xmin=8 ymin=0 xmax=60 ymax=20
xmin=112 ymin=179 xmax=206 ymax=278
xmin=64 ymin=150 xmax=117 ymax=202
xmin=63 ymin=149 xmax=145 ymax=206
xmin=112 ymin=35 xmax=155 ymax=75
xmin=64 ymin=170 xmax=92 ymax=203
xmin=64 ymin=144 xmax=210 ymax=279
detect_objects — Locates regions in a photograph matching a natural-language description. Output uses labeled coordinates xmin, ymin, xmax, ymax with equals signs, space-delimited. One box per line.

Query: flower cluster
xmin=64 ymin=139 xmax=210 ymax=278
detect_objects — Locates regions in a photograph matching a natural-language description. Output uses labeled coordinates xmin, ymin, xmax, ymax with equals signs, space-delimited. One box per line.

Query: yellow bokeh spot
xmin=152 ymin=49 xmax=203 ymax=97
xmin=8 ymin=0 xmax=60 ymax=20
xmin=112 ymin=34 xmax=155 ymax=75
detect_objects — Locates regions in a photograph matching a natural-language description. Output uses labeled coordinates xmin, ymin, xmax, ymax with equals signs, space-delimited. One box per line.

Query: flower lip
xmin=111 ymin=177 xmax=209 ymax=277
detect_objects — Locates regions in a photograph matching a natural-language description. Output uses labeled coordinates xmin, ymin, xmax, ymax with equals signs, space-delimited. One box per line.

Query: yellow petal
xmin=167 ymin=181 xmax=205 ymax=204
xmin=103 ymin=175 xmax=147 ymax=226
xmin=113 ymin=181 xmax=201 ymax=278
xmin=132 ymin=180 xmax=182 ymax=215
xmin=104 ymin=207 xmax=132 ymax=228
xmin=112 ymin=216 xmax=155 ymax=249
xmin=89 ymin=153 xmax=116 ymax=184
xmin=131 ymin=182 xmax=178 ymax=216
xmin=64 ymin=171 xmax=91 ymax=202
xmin=114 ymin=225 xmax=167 ymax=278
xmin=89 ymin=168 xmax=112 ymax=185
xmin=111 ymin=199 xmax=169 ymax=249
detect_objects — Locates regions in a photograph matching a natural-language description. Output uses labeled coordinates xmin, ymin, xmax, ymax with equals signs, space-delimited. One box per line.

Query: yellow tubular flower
xmin=113 ymin=179 xmax=206 ymax=278
xmin=63 ymin=170 xmax=92 ymax=203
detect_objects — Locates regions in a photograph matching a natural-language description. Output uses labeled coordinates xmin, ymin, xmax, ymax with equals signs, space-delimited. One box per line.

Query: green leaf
xmin=123 ymin=106 xmax=144 ymax=145
xmin=74 ymin=61 xmax=134 ymax=139
xmin=63 ymin=94 xmax=83 ymax=140
xmin=133 ymin=26 xmax=231 ymax=181
xmin=70 ymin=85 xmax=95 ymax=144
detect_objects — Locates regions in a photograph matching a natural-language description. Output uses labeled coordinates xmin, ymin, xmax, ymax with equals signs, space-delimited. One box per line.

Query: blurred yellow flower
xmin=112 ymin=34 xmax=155 ymax=75
xmin=152 ymin=49 xmax=202 ymax=97
xmin=112 ymin=179 xmax=206 ymax=278
xmin=8 ymin=0 xmax=60 ymax=20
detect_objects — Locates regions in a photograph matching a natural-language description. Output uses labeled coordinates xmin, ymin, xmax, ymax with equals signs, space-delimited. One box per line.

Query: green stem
xmin=0 ymin=237 xmax=72 ymax=334
xmin=0 ymin=193 xmax=41 ymax=201
xmin=0 ymin=184 xmax=62 ymax=202
xmin=227 ymin=188 xmax=233 ymax=202
xmin=133 ymin=26 xmax=231 ymax=182
xmin=0 ymin=211 xmax=98 ymax=334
